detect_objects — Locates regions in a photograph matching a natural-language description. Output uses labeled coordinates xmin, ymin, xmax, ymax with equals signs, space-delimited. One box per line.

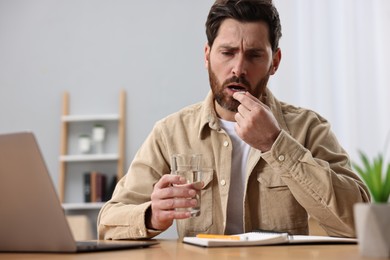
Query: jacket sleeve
xmin=261 ymin=122 xmax=370 ymax=237
xmin=97 ymin=123 xmax=170 ymax=240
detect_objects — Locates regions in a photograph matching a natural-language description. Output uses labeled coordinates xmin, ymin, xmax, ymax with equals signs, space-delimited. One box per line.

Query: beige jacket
xmin=98 ymin=89 xmax=370 ymax=240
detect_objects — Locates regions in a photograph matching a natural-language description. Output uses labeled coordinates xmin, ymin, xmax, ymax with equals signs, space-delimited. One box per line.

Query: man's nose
xmin=231 ymin=55 xmax=247 ymax=77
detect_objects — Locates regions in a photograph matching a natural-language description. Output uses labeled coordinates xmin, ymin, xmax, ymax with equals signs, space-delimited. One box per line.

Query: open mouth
xmin=227 ymin=85 xmax=247 ymax=93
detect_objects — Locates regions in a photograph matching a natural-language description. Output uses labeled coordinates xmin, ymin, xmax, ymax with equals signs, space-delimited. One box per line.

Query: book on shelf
xmin=90 ymin=171 xmax=106 ymax=202
xmin=83 ymin=172 xmax=116 ymax=203
xmin=183 ymin=231 xmax=357 ymax=248
xmin=83 ymin=173 xmax=91 ymax=202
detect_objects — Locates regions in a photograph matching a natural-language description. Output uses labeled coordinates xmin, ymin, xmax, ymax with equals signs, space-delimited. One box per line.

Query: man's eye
xmin=249 ymin=53 xmax=262 ymax=59
xmin=222 ymin=51 xmax=234 ymax=56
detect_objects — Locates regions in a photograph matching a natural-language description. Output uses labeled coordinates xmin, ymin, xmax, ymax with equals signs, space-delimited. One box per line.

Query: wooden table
xmin=0 ymin=239 xmax=385 ymax=259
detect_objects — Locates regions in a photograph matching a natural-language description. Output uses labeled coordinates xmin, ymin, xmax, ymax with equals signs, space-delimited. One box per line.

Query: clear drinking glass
xmin=171 ymin=154 xmax=202 ymax=217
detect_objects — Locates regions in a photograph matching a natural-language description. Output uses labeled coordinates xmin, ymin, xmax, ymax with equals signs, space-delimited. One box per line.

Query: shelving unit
xmin=60 ymin=154 xmax=119 ymax=162
xmin=62 ymin=202 xmax=106 ymax=211
xmin=59 ymin=90 xmax=126 ymax=204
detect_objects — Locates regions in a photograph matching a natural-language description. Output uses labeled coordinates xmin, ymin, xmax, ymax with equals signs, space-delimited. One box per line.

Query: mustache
xmin=223 ymin=76 xmax=251 ymax=89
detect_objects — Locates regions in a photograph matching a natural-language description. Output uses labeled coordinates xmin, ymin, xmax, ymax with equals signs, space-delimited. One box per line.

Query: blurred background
xmin=1 ymin=0 xmax=389 ymax=238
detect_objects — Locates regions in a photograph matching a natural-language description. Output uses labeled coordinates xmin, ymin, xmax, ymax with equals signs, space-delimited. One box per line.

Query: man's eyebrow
xmin=218 ymin=45 xmax=266 ymax=52
xmin=218 ymin=44 xmax=238 ymax=50
xmin=246 ymin=48 xmax=266 ymax=53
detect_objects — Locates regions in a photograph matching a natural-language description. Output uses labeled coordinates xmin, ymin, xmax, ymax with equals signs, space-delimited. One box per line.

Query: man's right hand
xmin=146 ymin=174 xmax=202 ymax=231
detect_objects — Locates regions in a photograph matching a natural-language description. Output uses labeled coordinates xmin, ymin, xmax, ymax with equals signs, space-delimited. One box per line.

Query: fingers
xmin=232 ymin=91 xmax=280 ymax=152
xmin=233 ymin=91 xmax=273 ymax=121
xmin=153 ymin=184 xmax=196 ymax=201
xmin=153 ymin=175 xmax=200 ymax=200
xmin=148 ymin=203 xmax=192 ymax=230
xmin=236 ymin=102 xmax=250 ymax=120
xmin=154 ymin=174 xmax=186 ymax=189
xmin=233 ymin=91 xmax=268 ymax=111
xmin=148 ymin=174 xmax=202 ymax=230
xmin=233 ymin=91 xmax=255 ymax=107
xmin=233 ymin=92 xmax=256 ymax=121
xmin=153 ymin=180 xmax=203 ymax=212
xmin=149 ymin=206 xmax=192 ymax=231
xmin=191 ymin=181 xmax=204 ymax=190
xmin=153 ymin=196 xmax=198 ymax=212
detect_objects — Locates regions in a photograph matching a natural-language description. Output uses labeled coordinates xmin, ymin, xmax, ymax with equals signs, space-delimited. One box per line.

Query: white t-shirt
xmin=219 ymin=118 xmax=251 ymax=234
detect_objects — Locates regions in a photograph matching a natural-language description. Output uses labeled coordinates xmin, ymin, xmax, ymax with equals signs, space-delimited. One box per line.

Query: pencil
xmin=196 ymin=234 xmax=241 ymax=240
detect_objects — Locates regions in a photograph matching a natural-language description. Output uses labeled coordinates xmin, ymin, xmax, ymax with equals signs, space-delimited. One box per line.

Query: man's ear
xmin=270 ymin=48 xmax=282 ymax=75
xmin=204 ymin=43 xmax=211 ymax=70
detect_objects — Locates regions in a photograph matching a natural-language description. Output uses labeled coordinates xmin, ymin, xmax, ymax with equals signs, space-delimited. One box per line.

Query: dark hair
xmin=205 ymin=0 xmax=282 ymax=52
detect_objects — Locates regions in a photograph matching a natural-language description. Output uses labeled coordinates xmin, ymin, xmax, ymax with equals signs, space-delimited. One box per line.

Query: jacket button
xmin=223 ymin=141 xmax=229 ymax=147
xmin=278 ymin=155 xmax=285 ymax=162
xmin=220 ymin=180 xmax=226 ymax=186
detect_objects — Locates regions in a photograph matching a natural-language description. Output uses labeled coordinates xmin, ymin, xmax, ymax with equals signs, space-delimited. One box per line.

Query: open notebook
xmin=0 ymin=132 xmax=158 ymax=253
xmin=183 ymin=231 xmax=357 ymax=247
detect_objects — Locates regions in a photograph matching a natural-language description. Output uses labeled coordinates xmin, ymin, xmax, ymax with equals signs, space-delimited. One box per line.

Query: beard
xmin=208 ymin=65 xmax=271 ymax=112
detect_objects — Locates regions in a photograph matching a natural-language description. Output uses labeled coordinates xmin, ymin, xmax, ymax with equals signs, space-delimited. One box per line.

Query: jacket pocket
xmin=257 ymin=170 xmax=288 ymax=189
xmin=256 ymin=171 xmax=308 ymax=234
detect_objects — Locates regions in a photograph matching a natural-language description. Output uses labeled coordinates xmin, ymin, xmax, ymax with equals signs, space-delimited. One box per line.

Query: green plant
xmin=352 ymin=151 xmax=390 ymax=203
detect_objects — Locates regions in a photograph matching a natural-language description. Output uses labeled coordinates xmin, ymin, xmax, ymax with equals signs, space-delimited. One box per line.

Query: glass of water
xmin=171 ymin=154 xmax=202 ymax=217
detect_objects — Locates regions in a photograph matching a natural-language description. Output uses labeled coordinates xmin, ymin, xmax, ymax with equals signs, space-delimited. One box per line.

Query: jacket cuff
xmin=131 ymin=202 xmax=163 ymax=239
xmin=261 ymin=130 xmax=307 ymax=174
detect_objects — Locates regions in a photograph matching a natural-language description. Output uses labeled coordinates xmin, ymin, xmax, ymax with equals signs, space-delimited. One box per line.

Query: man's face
xmin=205 ymin=18 xmax=281 ymax=112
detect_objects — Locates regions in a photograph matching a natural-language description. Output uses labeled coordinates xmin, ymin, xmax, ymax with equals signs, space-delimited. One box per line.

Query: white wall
xmin=272 ymin=0 xmax=390 ymax=161
xmin=0 ymin=0 xmax=213 ymax=183
xmin=1 ymin=0 xmax=389 ymax=238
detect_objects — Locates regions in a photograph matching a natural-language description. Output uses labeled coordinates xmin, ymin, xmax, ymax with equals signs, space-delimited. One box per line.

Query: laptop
xmin=0 ymin=132 xmax=158 ymax=253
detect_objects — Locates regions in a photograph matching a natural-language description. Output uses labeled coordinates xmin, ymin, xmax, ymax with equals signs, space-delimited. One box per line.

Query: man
xmin=98 ymin=0 xmax=370 ymax=240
